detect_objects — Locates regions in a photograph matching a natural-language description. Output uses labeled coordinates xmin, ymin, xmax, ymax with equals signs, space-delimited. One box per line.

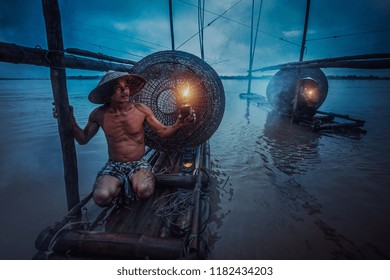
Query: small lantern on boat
xmin=180 ymin=86 xmax=192 ymax=119
xmin=180 ymin=148 xmax=195 ymax=173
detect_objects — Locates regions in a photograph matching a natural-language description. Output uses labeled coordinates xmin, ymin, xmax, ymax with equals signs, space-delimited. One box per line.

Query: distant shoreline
xmin=220 ymin=75 xmax=390 ymax=80
xmin=1 ymin=75 xmax=390 ymax=80
xmin=0 ymin=75 xmax=102 ymax=80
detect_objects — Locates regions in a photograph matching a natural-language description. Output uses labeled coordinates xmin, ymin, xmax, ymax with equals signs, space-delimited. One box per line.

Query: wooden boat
xmin=34 ymin=141 xmax=211 ymax=260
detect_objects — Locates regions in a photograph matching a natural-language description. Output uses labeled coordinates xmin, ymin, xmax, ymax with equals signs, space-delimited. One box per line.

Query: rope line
xmin=177 ymin=0 xmax=243 ymax=50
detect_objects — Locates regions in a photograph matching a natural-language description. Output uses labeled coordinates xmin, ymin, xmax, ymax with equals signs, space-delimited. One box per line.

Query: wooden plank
xmin=102 ymin=188 xmax=168 ymax=236
xmin=42 ymin=0 xmax=80 ymax=210
xmin=126 ymin=192 xmax=163 ymax=233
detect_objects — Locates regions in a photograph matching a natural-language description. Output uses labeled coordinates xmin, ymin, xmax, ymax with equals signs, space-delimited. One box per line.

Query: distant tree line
xmin=1 ymin=75 xmax=390 ymax=80
xmin=219 ymin=75 xmax=390 ymax=80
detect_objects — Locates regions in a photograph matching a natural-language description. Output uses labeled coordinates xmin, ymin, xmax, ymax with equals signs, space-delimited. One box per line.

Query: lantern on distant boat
xmin=300 ymin=77 xmax=320 ymax=103
xmin=294 ymin=77 xmax=321 ymax=116
xmin=179 ymin=86 xmax=192 ymax=119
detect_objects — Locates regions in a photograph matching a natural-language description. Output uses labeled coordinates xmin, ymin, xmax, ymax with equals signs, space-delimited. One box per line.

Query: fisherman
xmin=62 ymin=71 xmax=195 ymax=207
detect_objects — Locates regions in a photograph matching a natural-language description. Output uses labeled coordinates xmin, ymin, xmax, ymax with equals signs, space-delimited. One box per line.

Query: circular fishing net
xmin=129 ymin=50 xmax=225 ymax=151
xmin=266 ymin=68 xmax=328 ymax=115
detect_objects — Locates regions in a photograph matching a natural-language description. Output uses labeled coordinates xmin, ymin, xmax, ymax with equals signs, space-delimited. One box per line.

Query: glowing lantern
xmin=180 ymin=86 xmax=192 ymax=118
xmin=294 ymin=77 xmax=321 ymax=116
xmin=300 ymin=77 xmax=320 ymax=104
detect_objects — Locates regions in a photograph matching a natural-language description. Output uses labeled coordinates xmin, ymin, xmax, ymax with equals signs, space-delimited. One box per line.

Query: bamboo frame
xmin=42 ymin=0 xmax=80 ymax=210
xmin=253 ymin=53 xmax=390 ymax=72
xmin=0 ymin=42 xmax=133 ymax=72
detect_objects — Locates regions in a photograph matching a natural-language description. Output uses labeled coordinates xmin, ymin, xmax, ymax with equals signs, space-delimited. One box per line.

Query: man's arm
xmin=70 ymin=106 xmax=100 ymax=145
xmin=137 ymin=104 xmax=193 ymax=138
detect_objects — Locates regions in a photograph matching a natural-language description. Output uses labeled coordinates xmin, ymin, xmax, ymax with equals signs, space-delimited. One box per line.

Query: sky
xmin=0 ymin=0 xmax=390 ymax=78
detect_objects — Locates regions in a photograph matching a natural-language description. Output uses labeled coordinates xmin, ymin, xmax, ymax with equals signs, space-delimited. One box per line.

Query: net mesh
xmin=129 ymin=50 xmax=225 ymax=151
xmin=266 ymin=68 xmax=328 ymax=115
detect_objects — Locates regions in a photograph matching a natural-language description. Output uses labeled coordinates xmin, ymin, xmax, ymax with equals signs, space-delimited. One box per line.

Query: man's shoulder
xmin=134 ymin=102 xmax=149 ymax=109
xmin=89 ymin=105 xmax=106 ymax=120
xmin=91 ymin=105 xmax=106 ymax=114
xmin=134 ymin=103 xmax=152 ymax=115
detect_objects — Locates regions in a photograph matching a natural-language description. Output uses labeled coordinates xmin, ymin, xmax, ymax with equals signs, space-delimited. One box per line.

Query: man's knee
xmin=137 ymin=184 xmax=154 ymax=199
xmin=93 ymin=189 xmax=113 ymax=207
xmin=133 ymin=178 xmax=155 ymax=199
xmin=132 ymin=168 xmax=155 ymax=199
xmin=92 ymin=175 xmax=120 ymax=207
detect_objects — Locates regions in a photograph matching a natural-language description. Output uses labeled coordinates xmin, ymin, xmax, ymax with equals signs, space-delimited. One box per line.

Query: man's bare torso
xmin=93 ymin=103 xmax=148 ymax=162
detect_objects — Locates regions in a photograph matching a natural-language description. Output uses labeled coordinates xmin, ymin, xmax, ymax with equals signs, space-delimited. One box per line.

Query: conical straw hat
xmin=88 ymin=71 xmax=146 ymax=104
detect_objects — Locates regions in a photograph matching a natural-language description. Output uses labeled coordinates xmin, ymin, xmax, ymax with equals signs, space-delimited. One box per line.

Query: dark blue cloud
xmin=0 ymin=0 xmax=46 ymax=46
xmin=1 ymin=0 xmax=389 ymax=77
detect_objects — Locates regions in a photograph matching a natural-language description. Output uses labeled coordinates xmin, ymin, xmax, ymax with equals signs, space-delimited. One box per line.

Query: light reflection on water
xmin=0 ymin=79 xmax=389 ymax=259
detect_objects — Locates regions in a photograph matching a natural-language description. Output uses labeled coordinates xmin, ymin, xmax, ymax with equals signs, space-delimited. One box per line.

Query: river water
xmin=0 ymin=78 xmax=389 ymax=259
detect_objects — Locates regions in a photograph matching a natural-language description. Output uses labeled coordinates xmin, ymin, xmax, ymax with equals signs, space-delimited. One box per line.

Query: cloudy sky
xmin=1 ymin=0 xmax=389 ymax=78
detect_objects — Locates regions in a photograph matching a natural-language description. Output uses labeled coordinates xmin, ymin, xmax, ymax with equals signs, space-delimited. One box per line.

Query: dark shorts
xmin=97 ymin=158 xmax=151 ymax=199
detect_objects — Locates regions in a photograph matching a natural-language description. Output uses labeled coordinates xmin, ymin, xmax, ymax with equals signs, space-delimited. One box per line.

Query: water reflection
xmin=256 ymin=110 xmax=323 ymax=217
xmin=238 ymin=92 xmax=270 ymax=124
xmin=259 ymin=111 xmax=321 ymax=176
xmin=254 ymin=110 xmax=366 ymax=258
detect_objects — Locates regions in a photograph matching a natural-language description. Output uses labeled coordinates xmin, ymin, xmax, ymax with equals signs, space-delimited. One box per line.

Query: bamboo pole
xmin=42 ymin=0 xmax=80 ymax=210
xmin=316 ymin=110 xmax=365 ymax=123
xmin=197 ymin=140 xmax=210 ymax=259
xmin=65 ymin=48 xmax=137 ymax=65
xmin=154 ymin=174 xmax=208 ymax=189
xmin=247 ymin=0 xmax=255 ymax=94
xmin=253 ymin=53 xmax=390 ymax=72
xmin=314 ymin=122 xmax=365 ymax=131
xmin=299 ymin=0 xmax=311 ymax=62
xmin=0 ymin=42 xmax=133 ymax=72
xmin=169 ymin=0 xmax=175 ymax=50
xmin=188 ymin=144 xmax=204 ymax=256
xmin=292 ymin=60 xmax=390 ymax=70
xmin=51 ymin=231 xmax=183 ymax=259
